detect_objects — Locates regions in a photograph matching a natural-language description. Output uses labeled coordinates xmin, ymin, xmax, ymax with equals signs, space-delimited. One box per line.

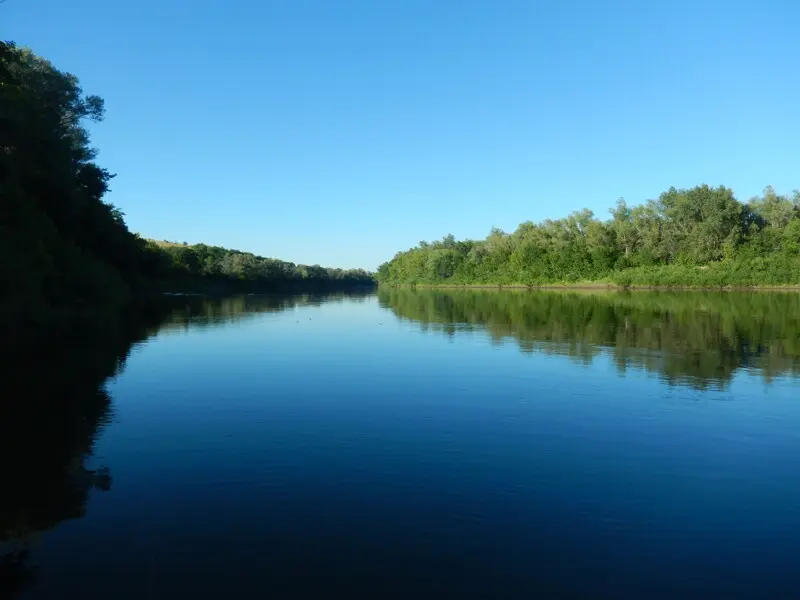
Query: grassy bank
xmin=380 ymin=282 xmax=800 ymax=291
xmin=378 ymin=255 xmax=800 ymax=290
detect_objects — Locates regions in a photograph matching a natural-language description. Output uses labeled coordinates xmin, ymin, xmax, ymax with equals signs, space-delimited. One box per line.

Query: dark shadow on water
xmin=0 ymin=300 xmax=168 ymax=598
xmin=379 ymin=288 xmax=800 ymax=389
xmin=0 ymin=291 xmax=371 ymax=598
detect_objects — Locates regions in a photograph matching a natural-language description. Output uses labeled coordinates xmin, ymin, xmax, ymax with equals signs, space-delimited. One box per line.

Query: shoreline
xmin=378 ymin=282 xmax=800 ymax=292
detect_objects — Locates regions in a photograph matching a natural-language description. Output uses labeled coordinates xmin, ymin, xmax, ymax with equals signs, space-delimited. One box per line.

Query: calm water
xmin=3 ymin=290 xmax=800 ymax=599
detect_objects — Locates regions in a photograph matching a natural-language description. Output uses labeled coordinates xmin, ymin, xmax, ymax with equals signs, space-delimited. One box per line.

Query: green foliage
xmin=0 ymin=41 xmax=374 ymax=336
xmin=377 ymin=185 xmax=800 ymax=287
xmin=153 ymin=241 xmax=374 ymax=289
xmin=0 ymin=41 xmax=166 ymax=333
xmin=380 ymin=288 xmax=800 ymax=389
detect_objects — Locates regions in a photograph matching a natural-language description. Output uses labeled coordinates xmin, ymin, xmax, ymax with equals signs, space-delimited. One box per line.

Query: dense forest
xmin=377 ymin=185 xmax=800 ymax=287
xmin=153 ymin=240 xmax=373 ymax=293
xmin=0 ymin=42 xmax=373 ymax=338
xmin=380 ymin=288 xmax=800 ymax=389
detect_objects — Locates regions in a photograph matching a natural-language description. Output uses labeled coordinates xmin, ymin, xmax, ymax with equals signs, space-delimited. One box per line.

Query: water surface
xmin=3 ymin=290 xmax=800 ymax=599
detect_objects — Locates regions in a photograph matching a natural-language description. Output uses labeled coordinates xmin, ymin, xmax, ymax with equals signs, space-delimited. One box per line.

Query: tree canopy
xmin=377 ymin=185 xmax=800 ymax=287
xmin=1 ymin=41 xmax=167 ymax=333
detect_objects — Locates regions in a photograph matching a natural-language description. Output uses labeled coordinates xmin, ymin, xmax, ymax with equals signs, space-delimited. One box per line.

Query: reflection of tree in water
xmin=0 ymin=291 xmax=370 ymax=598
xmin=158 ymin=291 xmax=374 ymax=332
xmin=0 ymin=551 xmax=36 ymax=600
xmin=380 ymin=288 xmax=800 ymax=389
xmin=0 ymin=302 xmax=170 ymax=599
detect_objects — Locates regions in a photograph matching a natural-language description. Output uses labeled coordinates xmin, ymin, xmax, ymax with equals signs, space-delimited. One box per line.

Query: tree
xmin=610 ymin=199 xmax=638 ymax=261
xmin=749 ymin=186 xmax=795 ymax=229
xmin=1 ymin=42 xmax=163 ymax=331
xmin=375 ymin=183 xmax=800 ymax=287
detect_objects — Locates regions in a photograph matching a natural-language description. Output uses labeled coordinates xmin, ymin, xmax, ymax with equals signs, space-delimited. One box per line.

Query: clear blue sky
xmin=4 ymin=0 xmax=799 ymax=270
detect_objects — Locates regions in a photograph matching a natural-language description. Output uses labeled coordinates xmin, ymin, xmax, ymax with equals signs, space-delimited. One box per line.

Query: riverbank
xmin=379 ymin=282 xmax=800 ymax=291
xmin=377 ymin=260 xmax=800 ymax=291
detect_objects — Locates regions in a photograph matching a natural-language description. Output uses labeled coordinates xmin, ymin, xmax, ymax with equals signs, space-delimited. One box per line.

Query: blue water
xmin=6 ymin=291 xmax=800 ymax=599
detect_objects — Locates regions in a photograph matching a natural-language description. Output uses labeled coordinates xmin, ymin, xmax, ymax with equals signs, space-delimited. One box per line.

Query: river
xmin=3 ymin=290 xmax=800 ymax=599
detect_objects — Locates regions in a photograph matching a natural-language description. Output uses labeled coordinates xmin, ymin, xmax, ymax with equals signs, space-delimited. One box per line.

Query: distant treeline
xmin=0 ymin=41 xmax=373 ymax=335
xmin=377 ymin=185 xmax=800 ymax=287
xmin=380 ymin=288 xmax=800 ymax=389
xmin=153 ymin=241 xmax=373 ymax=291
